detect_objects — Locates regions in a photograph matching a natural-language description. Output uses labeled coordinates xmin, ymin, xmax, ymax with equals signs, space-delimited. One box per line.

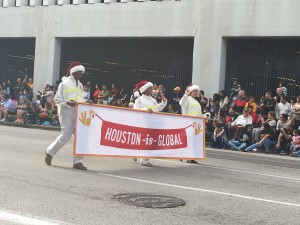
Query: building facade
xmin=1 ymin=0 xmax=300 ymax=98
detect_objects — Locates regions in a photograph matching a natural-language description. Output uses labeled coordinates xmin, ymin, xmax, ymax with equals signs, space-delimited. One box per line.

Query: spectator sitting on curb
xmin=211 ymin=122 xmax=227 ymax=149
xmin=0 ymin=94 xmax=16 ymax=122
xmin=23 ymin=102 xmax=40 ymax=125
xmin=275 ymin=126 xmax=293 ymax=155
xmin=15 ymin=96 xmax=31 ymax=123
xmin=289 ymin=129 xmax=300 ymax=156
xmin=252 ymin=111 xmax=276 ymax=143
xmin=245 ymin=122 xmax=275 ymax=153
xmin=228 ymin=124 xmax=252 ymax=151
xmin=228 ymin=107 xmax=252 ymax=140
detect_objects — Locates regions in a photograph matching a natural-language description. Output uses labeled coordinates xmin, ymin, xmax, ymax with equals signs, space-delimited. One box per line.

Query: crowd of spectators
xmin=205 ymin=80 xmax=300 ymax=157
xmin=1 ymin=76 xmax=300 ymax=157
xmin=0 ymin=76 xmax=59 ymax=126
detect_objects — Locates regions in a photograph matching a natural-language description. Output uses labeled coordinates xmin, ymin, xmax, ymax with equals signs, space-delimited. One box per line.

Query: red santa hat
xmin=135 ymin=80 xmax=153 ymax=93
xmin=66 ymin=61 xmax=85 ymax=77
xmin=188 ymin=84 xmax=200 ymax=92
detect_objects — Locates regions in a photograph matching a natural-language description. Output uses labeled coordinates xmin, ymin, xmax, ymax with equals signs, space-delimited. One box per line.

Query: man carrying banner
xmin=45 ymin=61 xmax=88 ymax=170
xmin=133 ymin=80 xmax=167 ymax=167
xmin=179 ymin=84 xmax=202 ymax=164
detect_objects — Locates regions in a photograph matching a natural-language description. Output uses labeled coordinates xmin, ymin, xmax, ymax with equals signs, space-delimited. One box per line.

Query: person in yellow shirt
xmin=245 ymin=96 xmax=257 ymax=113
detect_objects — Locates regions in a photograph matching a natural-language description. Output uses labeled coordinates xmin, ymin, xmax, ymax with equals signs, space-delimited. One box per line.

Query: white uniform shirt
xmin=133 ymin=94 xmax=167 ymax=112
xmin=54 ymin=75 xmax=84 ymax=109
xmin=179 ymin=94 xmax=202 ymax=116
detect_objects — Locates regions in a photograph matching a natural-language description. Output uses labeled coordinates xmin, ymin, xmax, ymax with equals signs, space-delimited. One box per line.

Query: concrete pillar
xmin=192 ymin=35 xmax=224 ymax=98
xmin=57 ymin=0 xmax=71 ymax=5
xmin=29 ymin=0 xmax=42 ymax=6
xmin=16 ymin=0 xmax=29 ymax=6
xmin=88 ymin=0 xmax=101 ymax=3
xmin=33 ymin=37 xmax=61 ymax=95
xmin=3 ymin=0 xmax=16 ymax=7
xmin=43 ymin=0 xmax=56 ymax=5
xmin=219 ymin=38 xmax=227 ymax=91
xmin=104 ymin=0 xmax=118 ymax=3
xmin=72 ymin=0 xmax=86 ymax=4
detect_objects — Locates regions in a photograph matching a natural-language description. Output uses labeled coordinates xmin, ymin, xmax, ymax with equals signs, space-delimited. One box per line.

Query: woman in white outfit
xmin=133 ymin=80 xmax=167 ymax=167
xmin=179 ymin=84 xmax=202 ymax=164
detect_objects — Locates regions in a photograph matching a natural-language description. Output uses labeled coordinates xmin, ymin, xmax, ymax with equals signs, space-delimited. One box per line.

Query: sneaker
xmin=0 ymin=119 xmax=5 ymax=122
xmin=73 ymin=163 xmax=87 ymax=170
xmin=252 ymin=148 xmax=258 ymax=152
xmin=188 ymin=160 xmax=198 ymax=164
xmin=45 ymin=152 xmax=53 ymax=166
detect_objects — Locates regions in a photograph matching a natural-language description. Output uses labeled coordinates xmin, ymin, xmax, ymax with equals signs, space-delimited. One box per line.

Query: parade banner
xmin=74 ymin=103 xmax=206 ymax=159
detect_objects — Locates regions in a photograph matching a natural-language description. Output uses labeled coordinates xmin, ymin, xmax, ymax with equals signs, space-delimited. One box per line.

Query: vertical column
xmin=219 ymin=38 xmax=227 ymax=91
xmin=3 ymin=0 xmax=16 ymax=7
xmin=43 ymin=0 xmax=56 ymax=5
xmin=16 ymin=0 xmax=29 ymax=6
xmin=104 ymin=0 xmax=118 ymax=3
xmin=57 ymin=0 xmax=71 ymax=5
xmin=192 ymin=35 xmax=224 ymax=98
xmin=72 ymin=0 xmax=86 ymax=4
xmin=88 ymin=0 xmax=101 ymax=3
xmin=29 ymin=0 xmax=43 ymax=6
xmin=33 ymin=37 xmax=61 ymax=95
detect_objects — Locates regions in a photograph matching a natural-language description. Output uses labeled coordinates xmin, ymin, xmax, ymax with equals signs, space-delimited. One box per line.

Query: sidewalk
xmin=0 ymin=121 xmax=60 ymax=131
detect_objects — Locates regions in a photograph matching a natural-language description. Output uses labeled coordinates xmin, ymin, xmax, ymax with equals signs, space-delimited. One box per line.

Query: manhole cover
xmin=114 ymin=194 xmax=186 ymax=208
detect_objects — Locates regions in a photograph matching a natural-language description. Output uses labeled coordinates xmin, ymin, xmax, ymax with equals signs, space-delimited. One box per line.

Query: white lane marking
xmin=154 ymin=159 xmax=300 ymax=182
xmin=98 ymin=172 xmax=300 ymax=207
xmin=0 ymin=211 xmax=69 ymax=225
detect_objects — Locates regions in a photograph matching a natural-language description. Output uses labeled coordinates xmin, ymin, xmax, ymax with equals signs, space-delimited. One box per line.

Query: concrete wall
xmin=1 ymin=0 xmax=300 ymax=97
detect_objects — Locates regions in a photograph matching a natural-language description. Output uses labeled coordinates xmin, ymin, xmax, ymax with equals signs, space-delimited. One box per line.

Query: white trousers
xmin=140 ymin=158 xmax=150 ymax=165
xmin=47 ymin=107 xmax=83 ymax=165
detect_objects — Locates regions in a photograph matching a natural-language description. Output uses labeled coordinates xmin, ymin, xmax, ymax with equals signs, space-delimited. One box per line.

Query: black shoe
xmin=45 ymin=152 xmax=52 ymax=166
xmin=73 ymin=163 xmax=87 ymax=170
xmin=188 ymin=160 xmax=198 ymax=164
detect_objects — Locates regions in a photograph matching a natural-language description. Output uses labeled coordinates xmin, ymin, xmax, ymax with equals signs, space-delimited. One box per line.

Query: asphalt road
xmin=0 ymin=125 xmax=299 ymax=225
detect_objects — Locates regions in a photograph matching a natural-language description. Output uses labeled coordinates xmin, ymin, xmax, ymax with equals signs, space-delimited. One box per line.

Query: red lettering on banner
xmin=100 ymin=120 xmax=188 ymax=150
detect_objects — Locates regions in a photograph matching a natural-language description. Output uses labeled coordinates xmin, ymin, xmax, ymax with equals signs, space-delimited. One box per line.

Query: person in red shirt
xmin=247 ymin=105 xmax=258 ymax=125
xmin=92 ymin=84 xmax=101 ymax=103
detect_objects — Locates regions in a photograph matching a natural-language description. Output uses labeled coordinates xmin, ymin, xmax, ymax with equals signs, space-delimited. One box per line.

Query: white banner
xmin=74 ymin=103 xmax=206 ymax=160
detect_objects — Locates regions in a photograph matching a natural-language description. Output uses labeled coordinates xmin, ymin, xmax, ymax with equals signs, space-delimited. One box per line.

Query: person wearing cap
xmin=172 ymin=86 xmax=183 ymax=114
xmin=228 ymin=107 xmax=252 ymax=140
xmin=45 ymin=61 xmax=88 ymax=170
xmin=179 ymin=84 xmax=202 ymax=164
xmin=133 ymin=80 xmax=167 ymax=167
xmin=0 ymin=94 xmax=16 ymax=122
xmin=179 ymin=85 xmax=202 ymax=117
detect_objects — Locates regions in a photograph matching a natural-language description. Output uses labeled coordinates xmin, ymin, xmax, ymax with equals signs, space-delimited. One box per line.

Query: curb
xmin=0 ymin=121 xmax=60 ymax=131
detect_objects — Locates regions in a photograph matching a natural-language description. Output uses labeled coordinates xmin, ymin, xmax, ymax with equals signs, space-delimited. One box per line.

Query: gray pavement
xmin=0 ymin=125 xmax=299 ymax=225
